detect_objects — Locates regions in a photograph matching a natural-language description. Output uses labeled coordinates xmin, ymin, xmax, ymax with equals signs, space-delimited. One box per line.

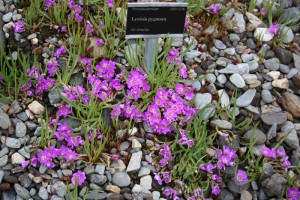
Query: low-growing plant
xmin=0 ymin=48 xmax=33 ymax=103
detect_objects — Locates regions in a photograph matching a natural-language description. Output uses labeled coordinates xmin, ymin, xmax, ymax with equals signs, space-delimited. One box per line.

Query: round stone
xmin=112 ymin=172 xmax=131 ymax=187
xmin=230 ymin=73 xmax=246 ymax=88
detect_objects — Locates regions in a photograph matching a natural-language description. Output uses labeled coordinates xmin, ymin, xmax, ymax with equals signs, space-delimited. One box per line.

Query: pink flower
xmin=14 ymin=21 xmax=24 ymax=33
xmin=208 ymin=4 xmax=220 ymax=15
xmin=57 ymin=105 xmax=71 ymax=118
xmin=260 ymin=8 xmax=268 ymax=15
xmin=71 ymin=171 xmax=86 ymax=186
xmin=287 ymin=188 xmax=300 ymax=200
xmin=211 ymin=183 xmax=221 ymax=195
xmin=235 ymin=170 xmax=248 ymax=184
xmin=21 ymin=161 xmax=29 ymax=168
xmin=64 ymin=149 xmax=78 ymax=161
xmin=97 ymin=38 xmax=104 ymax=46
xmin=269 ymin=24 xmax=280 ymax=35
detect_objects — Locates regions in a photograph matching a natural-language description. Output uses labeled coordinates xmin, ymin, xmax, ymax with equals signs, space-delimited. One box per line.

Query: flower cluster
xmin=163 ymin=187 xmax=179 ymax=200
xmin=111 ymin=98 xmax=143 ymax=121
xmin=54 ymin=122 xmax=84 ymax=148
xmin=158 ymin=143 xmax=173 ymax=167
xmin=154 ymin=171 xmax=171 ymax=185
xmin=87 ymin=59 xmax=125 ymax=101
xmin=260 ymin=147 xmax=291 ymax=168
xmin=166 ymin=49 xmax=182 ymax=64
xmin=23 ymin=146 xmax=78 ymax=168
xmin=54 ymin=46 xmax=67 ymax=58
xmin=62 ymin=85 xmax=90 ymax=104
xmin=22 ymin=66 xmax=55 ymax=96
xmin=86 ymin=20 xmax=94 ymax=36
xmin=126 ymin=68 xmax=150 ymax=100
xmin=72 ymin=171 xmax=86 ymax=186
xmin=178 ymin=129 xmax=194 ymax=147
xmin=143 ymin=84 xmax=196 ymax=134
xmin=47 ymin=58 xmax=60 ymax=77
xmin=214 ymin=146 xmax=237 ymax=169
xmin=199 ymin=146 xmax=246 ymax=196
xmin=68 ymin=1 xmax=83 ymax=22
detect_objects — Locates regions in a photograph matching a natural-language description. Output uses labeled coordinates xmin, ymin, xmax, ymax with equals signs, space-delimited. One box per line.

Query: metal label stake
xmin=145 ymin=38 xmax=158 ymax=71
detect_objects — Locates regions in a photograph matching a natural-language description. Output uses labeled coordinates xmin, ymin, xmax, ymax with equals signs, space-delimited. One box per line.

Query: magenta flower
xmin=96 ymin=38 xmax=104 ymax=46
xmin=260 ymin=147 xmax=272 ymax=157
xmin=57 ymin=105 xmax=71 ymax=118
xmin=31 ymin=156 xmax=37 ymax=167
xmin=184 ymin=18 xmax=189 ymax=28
xmin=106 ymin=0 xmax=114 ymax=8
xmin=72 ymin=171 xmax=86 ymax=186
xmin=14 ymin=21 xmax=24 ymax=33
xmin=0 ymin=75 xmax=3 ymax=81
xmin=86 ymin=20 xmax=94 ymax=36
xmin=21 ymin=161 xmax=29 ymax=168
xmin=61 ymin=26 xmax=67 ymax=32
xmin=179 ymin=64 xmax=188 ymax=79
xmin=154 ymin=173 xmax=163 ymax=185
xmin=208 ymin=4 xmax=220 ymax=15
xmin=260 ymin=8 xmax=268 ymax=15
xmin=211 ymin=183 xmax=221 ymax=195
xmin=54 ymin=46 xmax=66 ymax=58
xmin=235 ymin=170 xmax=248 ymax=184
xmin=269 ymin=24 xmax=280 ymax=35
xmin=287 ymin=188 xmax=300 ymax=200
xmin=64 ymin=149 xmax=78 ymax=161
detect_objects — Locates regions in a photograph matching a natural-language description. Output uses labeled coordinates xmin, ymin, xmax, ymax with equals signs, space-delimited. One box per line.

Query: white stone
xmin=132 ymin=184 xmax=142 ymax=193
xmin=266 ymin=71 xmax=280 ymax=80
xmin=140 ymin=175 xmax=152 ymax=190
xmin=218 ymin=89 xmax=230 ymax=108
xmin=246 ymin=12 xmax=262 ymax=28
xmin=28 ymin=101 xmax=45 ymax=115
xmin=230 ymin=73 xmax=246 ymax=88
xmin=2 ymin=12 xmax=13 ymax=22
xmin=31 ymin=38 xmax=38 ymax=45
xmin=254 ymin=28 xmax=274 ymax=42
xmin=132 ymin=139 xmax=142 ymax=149
xmin=27 ymin=33 xmax=37 ymax=40
xmin=11 ymin=152 xmax=25 ymax=164
xmin=242 ymin=74 xmax=257 ymax=84
xmin=126 ymin=151 xmax=142 ymax=173
xmin=272 ymin=78 xmax=289 ymax=89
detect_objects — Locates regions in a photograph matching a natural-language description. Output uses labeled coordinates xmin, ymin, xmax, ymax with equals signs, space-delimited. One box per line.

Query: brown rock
xmin=86 ymin=37 xmax=105 ymax=59
xmin=241 ymin=190 xmax=252 ymax=200
xmin=284 ymin=111 xmax=293 ymax=121
xmin=32 ymin=47 xmax=43 ymax=54
xmin=106 ymin=185 xmax=121 ymax=194
xmin=281 ymin=92 xmax=300 ymax=117
xmin=292 ymin=74 xmax=300 ymax=89
xmin=188 ymin=25 xmax=201 ymax=38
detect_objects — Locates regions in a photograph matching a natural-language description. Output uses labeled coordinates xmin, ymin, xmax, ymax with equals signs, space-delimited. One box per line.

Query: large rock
xmin=194 ymin=93 xmax=212 ymax=109
xmin=281 ymin=121 xmax=299 ymax=149
xmin=126 ymin=151 xmax=142 ymax=173
xmin=280 ymin=7 xmax=300 ymax=25
xmin=244 ymin=129 xmax=266 ymax=145
xmin=112 ymin=172 xmax=131 ymax=187
xmin=261 ymin=112 xmax=287 ymax=125
xmin=254 ymin=28 xmax=274 ymax=42
xmin=281 ymin=92 xmax=300 ymax=118
xmin=246 ymin=12 xmax=262 ymax=29
xmin=261 ymin=174 xmax=287 ymax=197
xmin=0 ymin=111 xmax=11 ymax=129
xmin=274 ymin=48 xmax=293 ymax=65
xmin=232 ymin=12 xmax=246 ymax=33
xmin=28 ymin=101 xmax=44 ymax=115
xmin=236 ymin=89 xmax=256 ymax=107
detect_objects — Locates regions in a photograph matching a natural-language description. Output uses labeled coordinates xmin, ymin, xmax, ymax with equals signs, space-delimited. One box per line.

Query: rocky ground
xmin=0 ymin=0 xmax=300 ymax=200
